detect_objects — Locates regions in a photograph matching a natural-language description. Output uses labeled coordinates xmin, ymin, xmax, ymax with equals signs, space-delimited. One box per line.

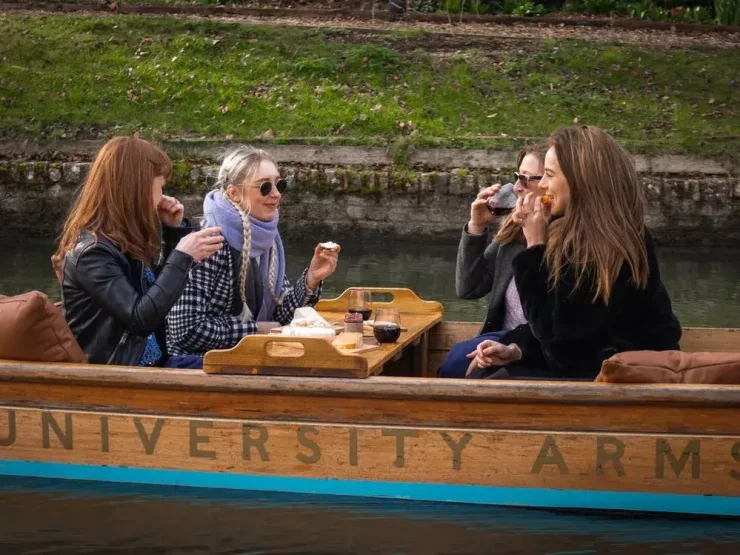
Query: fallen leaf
xmin=371 ymin=104 xmax=383 ymax=112
xmin=486 ymin=113 xmax=497 ymax=118
xmin=225 ymin=134 xmax=234 ymax=141
xmin=219 ymin=105 xmax=229 ymax=114
xmin=262 ymin=129 xmax=276 ymax=140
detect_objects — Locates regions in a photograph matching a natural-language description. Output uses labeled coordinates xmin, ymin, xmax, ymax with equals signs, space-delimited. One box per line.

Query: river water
xmin=0 ymin=478 xmax=739 ymax=554
xmin=1 ymin=239 xmax=740 ymax=553
xmin=2 ymin=239 xmax=739 ymax=327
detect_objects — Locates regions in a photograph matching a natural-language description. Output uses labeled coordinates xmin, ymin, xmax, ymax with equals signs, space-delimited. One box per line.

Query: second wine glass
xmin=348 ymin=289 xmax=372 ymax=321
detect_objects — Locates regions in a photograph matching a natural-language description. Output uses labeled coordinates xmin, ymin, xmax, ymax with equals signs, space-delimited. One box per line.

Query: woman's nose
xmin=537 ymin=177 xmax=548 ymax=192
xmin=513 ymin=180 xmax=525 ymax=196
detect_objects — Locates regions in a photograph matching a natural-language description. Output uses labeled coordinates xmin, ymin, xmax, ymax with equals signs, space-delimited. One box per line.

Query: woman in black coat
xmin=55 ymin=136 xmax=224 ymax=366
xmin=467 ymin=126 xmax=681 ymax=380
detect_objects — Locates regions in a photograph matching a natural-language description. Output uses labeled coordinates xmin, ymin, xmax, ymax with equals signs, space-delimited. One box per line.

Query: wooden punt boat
xmin=0 ymin=288 xmax=738 ymax=517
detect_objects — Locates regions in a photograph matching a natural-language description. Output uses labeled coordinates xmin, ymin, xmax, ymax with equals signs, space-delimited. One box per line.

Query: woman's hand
xmin=465 ymin=340 xmax=522 ymax=376
xmin=467 ymin=185 xmax=501 ymax=235
xmin=513 ymin=192 xmax=550 ymax=247
xmin=175 ymin=227 xmax=224 ymax=263
xmin=157 ymin=195 xmax=185 ymax=228
xmin=307 ymin=244 xmax=340 ymax=290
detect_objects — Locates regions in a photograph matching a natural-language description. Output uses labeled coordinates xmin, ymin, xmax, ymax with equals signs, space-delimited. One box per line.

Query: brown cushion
xmin=596 ymin=350 xmax=740 ymax=384
xmin=0 ymin=291 xmax=87 ymax=364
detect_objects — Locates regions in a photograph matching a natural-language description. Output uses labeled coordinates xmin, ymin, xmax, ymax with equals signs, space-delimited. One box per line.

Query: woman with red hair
xmin=55 ymin=135 xmax=224 ymax=367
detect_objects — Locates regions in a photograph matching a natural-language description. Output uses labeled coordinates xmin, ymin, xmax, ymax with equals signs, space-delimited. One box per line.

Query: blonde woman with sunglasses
xmin=166 ymin=146 xmax=340 ymax=366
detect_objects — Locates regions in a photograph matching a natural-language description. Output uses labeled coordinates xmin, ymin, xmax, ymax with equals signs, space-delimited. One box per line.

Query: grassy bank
xmin=0 ymin=14 xmax=738 ymax=156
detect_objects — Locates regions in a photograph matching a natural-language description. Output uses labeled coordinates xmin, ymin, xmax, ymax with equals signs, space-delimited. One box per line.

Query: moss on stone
xmin=167 ymin=160 xmax=198 ymax=194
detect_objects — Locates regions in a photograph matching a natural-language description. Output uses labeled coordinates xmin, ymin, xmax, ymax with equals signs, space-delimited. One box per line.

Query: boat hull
xmin=1 ymin=403 xmax=740 ymax=516
xmin=0 ymin=322 xmax=739 ymax=516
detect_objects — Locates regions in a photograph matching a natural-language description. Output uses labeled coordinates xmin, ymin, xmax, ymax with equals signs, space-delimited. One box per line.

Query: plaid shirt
xmin=166 ymin=244 xmax=321 ymax=356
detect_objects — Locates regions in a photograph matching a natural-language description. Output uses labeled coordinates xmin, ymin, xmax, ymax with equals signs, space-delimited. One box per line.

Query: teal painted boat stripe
xmin=0 ymin=460 xmax=738 ymax=516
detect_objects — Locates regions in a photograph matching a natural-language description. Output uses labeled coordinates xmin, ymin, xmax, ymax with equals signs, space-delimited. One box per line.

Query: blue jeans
xmin=437 ymin=331 xmax=503 ymax=378
xmin=164 ymin=355 xmax=204 ymax=369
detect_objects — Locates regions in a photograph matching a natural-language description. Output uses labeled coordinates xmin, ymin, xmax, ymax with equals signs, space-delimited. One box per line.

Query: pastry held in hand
xmin=319 ymin=241 xmax=340 ymax=251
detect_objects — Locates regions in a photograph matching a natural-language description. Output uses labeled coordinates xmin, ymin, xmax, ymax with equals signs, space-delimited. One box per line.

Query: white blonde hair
xmin=216 ymin=145 xmax=279 ymax=305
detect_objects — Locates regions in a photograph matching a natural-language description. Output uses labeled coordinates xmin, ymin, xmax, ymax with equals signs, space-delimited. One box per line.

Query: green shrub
xmin=624 ymin=1 xmax=715 ymax=21
xmin=714 ymin=0 xmax=740 ymax=24
xmin=502 ymin=0 xmax=549 ymax=13
xmin=587 ymin=0 xmax=618 ymax=12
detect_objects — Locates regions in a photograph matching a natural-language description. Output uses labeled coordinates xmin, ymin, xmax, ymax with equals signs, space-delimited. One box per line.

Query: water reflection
xmin=0 ymin=239 xmax=738 ymax=327
xmin=0 ymin=478 xmax=738 ymax=554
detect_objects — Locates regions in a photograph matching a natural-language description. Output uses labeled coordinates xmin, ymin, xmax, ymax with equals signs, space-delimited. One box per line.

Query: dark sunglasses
xmin=256 ymin=178 xmax=288 ymax=196
xmin=514 ymin=172 xmax=543 ymax=187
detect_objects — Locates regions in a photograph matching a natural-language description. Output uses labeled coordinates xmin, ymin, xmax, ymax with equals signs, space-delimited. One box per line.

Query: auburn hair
xmin=495 ymin=143 xmax=548 ymax=245
xmin=544 ymin=126 xmax=648 ymax=304
xmin=55 ymin=136 xmax=172 ymax=264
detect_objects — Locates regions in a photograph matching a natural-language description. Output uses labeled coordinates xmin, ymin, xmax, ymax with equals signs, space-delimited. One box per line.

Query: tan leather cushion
xmin=0 ymin=291 xmax=86 ymax=364
xmin=597 ymin=350 xmax=740 ymax=384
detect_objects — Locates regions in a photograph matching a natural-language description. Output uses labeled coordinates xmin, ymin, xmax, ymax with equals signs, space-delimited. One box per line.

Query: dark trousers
xmin=437 ymin=331 xmax=503 ymax=378
xmin=164 ymin=355 xmax=204 ymax=369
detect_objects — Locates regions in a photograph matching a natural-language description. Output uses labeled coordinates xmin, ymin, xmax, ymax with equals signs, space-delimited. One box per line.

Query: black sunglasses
xmin=514 ymin=172 xmax=543 ymax=187
xmin=257 ymin=178 xmax=288 ymax=196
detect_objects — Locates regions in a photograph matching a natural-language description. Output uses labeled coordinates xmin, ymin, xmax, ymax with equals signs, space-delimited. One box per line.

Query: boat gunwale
xmin=2 ymin=361 xmax=740 ymax=407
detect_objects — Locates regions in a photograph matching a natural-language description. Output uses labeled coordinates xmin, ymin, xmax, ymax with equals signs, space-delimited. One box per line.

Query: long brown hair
xmin=495 ymin=143 xmax=548 ymax=245
xmin=545 ymin=126 xmax=648 ymax=304
xmin=55 ymin=136 xmax=172 ymax=264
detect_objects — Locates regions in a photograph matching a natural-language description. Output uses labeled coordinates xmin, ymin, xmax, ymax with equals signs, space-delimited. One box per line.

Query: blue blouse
xmin=137 ymin=267 xmax=163 ymax=367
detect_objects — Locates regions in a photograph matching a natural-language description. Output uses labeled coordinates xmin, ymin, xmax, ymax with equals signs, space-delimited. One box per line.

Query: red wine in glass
xmin=373 ymin=308 xmax=401 ymax=344
xmin=348 ymin=290 xmax=372 ymax=321
xmin=487 ymin=182 xmax=517 ymax=216
xmin=373 ymin=324 xmax=401 ymax=343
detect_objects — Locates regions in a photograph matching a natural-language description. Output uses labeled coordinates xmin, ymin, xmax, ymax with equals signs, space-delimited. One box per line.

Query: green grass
xmin=0 ymin=14 xmax=738 ymax=156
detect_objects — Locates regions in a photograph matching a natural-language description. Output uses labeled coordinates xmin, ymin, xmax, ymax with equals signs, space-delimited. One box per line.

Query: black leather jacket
xmin=61 ymin=225 xmax=193 ymax=365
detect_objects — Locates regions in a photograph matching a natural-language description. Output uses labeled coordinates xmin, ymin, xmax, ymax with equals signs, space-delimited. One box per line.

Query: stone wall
xmin=1 ymin=157 xmax=738 ymax=245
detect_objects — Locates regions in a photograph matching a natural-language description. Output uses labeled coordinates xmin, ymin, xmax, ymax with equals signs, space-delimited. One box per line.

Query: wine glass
xmin=348 ymin=289 xmax=372 ymax=321
xmin=193 ymin=214 xmax=208 ymax=232
xmin=373 ymin=308 xmax=401 ymax=344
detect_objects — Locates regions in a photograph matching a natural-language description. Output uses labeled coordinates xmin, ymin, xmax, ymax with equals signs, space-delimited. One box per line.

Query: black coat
xmin=61 ymin=225 xmax=193 ymax=365
xmin=497 ymin=231 xmax=682 ymax=379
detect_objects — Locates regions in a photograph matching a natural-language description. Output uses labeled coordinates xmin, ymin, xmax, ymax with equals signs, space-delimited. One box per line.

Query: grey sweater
xmin=455 ymin=225 xmax=526 ymax=335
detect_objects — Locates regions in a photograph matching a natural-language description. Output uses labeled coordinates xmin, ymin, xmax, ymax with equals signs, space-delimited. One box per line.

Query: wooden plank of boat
xmin=1 ymin=403 xmax=739 ymax=516
xmin=427 ymin=324 xmax=740 ymax=375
